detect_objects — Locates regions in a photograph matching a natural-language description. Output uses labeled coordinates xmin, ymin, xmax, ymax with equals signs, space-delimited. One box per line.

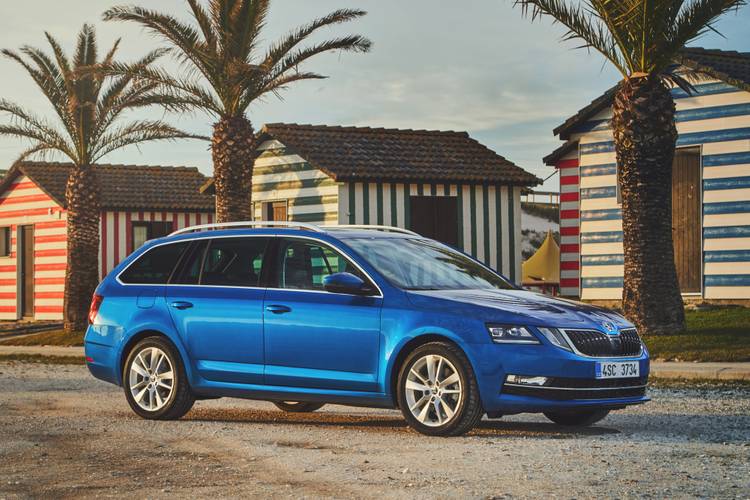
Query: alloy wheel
xmin=404 ymin=354 xmax=462 ymax=427
xmin=128 ymin=347 xmax=174 ymax=412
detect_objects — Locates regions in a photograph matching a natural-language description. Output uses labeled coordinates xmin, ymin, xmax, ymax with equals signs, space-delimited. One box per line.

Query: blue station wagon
xmin=85 ymin=222 xmax=649 ymax=436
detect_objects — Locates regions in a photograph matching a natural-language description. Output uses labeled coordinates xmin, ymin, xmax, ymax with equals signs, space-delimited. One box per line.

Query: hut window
xmin=131 ymin=221 xmax=175 ymax=250
xmin=262 ymin=200 xmax=288 ymax=221
xmin=0 ymin=227 xmax=9 ymax=257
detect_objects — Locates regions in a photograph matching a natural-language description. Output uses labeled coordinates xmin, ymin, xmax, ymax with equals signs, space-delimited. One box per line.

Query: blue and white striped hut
xmin=204 ymin=123 xmax=540 ymax=283
xmin=544 ymin=48 xmax=750 ymax=304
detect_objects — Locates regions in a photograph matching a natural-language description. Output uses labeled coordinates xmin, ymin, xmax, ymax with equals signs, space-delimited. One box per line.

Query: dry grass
xmin=0 ymin=329 xmax=84 ymax=347
xmin=0 ymin=354 xmax=85 ymax=365
xmin=643 ymin=308 xmax=750 ymax=362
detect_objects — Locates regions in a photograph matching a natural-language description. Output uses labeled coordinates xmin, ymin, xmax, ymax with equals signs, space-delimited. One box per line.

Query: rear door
xmin=263 ymin=237 xmax=382 ymax=392
xmin=672 ymin=148 xmax=702 ymax=293
xmin=166 ymin=236 xmax=270 ymax=385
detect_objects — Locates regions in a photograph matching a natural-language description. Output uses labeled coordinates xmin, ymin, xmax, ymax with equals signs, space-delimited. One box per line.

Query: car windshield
xmin=346 ymin=237 xmax=514 ymax=291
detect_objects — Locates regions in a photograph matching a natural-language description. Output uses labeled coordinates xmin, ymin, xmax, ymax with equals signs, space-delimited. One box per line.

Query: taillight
xmin=88 ymin=294 xmax=103 ymax=324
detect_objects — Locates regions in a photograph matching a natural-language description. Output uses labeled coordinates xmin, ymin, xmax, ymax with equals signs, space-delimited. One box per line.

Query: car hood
xmin=406 ymin=288 xmax=633 ymax=331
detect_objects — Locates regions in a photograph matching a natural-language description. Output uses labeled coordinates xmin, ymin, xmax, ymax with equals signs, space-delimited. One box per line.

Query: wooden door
xmin=265 ymin=201 xmax=288 ymax=221
xmin=672 ymin=148 xmax=702 ymax=293
xmin=19 ymin=226 xmax=34 ymax=317
xmin=409 ymin=196 xmax=458 ymax=247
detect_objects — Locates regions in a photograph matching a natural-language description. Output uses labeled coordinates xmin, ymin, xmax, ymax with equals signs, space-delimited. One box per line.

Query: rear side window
xmin=119 ymin=242 xmax=189 ymax=284
xmin=201 ymin=237 xmax=269 ymax=287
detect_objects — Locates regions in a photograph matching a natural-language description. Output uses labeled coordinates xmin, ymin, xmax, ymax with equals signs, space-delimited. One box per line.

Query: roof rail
xmin=324 ymin=225 xmax=418 ymax=236
xmin=169 ymin=220 xmax=323 ymax=236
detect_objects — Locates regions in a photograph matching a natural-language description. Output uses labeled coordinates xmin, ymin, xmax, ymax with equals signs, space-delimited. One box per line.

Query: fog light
xmin=506 ymin=374 xmax=548 ymax=386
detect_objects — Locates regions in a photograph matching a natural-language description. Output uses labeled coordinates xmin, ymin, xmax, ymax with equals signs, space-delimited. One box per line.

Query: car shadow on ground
xmin=181 ymin=407 xmax=619 ymax=437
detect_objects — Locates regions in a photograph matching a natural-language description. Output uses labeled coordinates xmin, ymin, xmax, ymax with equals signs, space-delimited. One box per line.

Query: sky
xmin=0 ymin=1 xmax=748 ymax=191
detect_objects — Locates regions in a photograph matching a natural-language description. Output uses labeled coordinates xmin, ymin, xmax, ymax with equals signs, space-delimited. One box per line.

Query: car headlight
xmin=537 ymin=327 xmax=573 ymax=351
xmin=487 ymin=324 xmax=540 ymax=344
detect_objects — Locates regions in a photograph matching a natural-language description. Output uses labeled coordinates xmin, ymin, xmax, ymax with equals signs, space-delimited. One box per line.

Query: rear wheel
xmin=397 ymin=341 xmax=483 ymax=436
xmin=123 ymin=337 xmax=195 ymax=420
xmin=544 ymin=409 xmax=610 ymax=426
xmin=273 ymin=401 xmax=325 ymax=413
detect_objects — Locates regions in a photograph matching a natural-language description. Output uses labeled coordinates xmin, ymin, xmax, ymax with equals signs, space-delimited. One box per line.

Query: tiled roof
xmin=679 ymin=48 xmax=750 ymax=90
xmin=260 ymin=123 xmax=540 ymax=185
xmin=543 ymin=139 xmax=579 ymax=166
xmin=553 ymin=47 xmax=750 ymax=140
xmin=0 ymin=162 xmax=214 ymax=211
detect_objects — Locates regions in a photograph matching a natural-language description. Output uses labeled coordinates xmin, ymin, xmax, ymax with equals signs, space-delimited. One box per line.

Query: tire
xmin=544 ymin=409 xmax=610 ymax=427
xmin=397 ymin=341 xmax=483 ymax=436
xmin=273 ymin=401 xmax=325 ymax=413
xmin=122 ymin=336 xmax=195 ymax=420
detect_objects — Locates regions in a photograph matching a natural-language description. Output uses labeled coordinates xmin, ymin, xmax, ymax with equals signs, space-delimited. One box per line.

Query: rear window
xmin=119 ymin=242 xmax=189 ymax=284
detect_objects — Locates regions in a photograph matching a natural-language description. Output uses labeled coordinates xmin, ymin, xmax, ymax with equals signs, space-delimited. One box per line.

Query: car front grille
xmin=502 ymin=375 xmax=648 ymax=401
xmin=564 ymin=328 xmax=642 ymax=357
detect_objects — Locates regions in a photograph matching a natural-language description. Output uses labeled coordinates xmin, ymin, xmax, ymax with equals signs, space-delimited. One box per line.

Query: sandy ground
xmin=0 ymin=362 xmax=748 ymax=499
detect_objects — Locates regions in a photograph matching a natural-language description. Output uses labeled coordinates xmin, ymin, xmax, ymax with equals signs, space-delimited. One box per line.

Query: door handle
xmin=265 ymin=304 xmax=291 ymax=314
xmin=170 ymin=301 xmax=194 ymax=310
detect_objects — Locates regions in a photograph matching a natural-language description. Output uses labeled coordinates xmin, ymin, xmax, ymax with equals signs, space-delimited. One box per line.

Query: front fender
xmin=381 ymin=325 xmax=485 ymax=402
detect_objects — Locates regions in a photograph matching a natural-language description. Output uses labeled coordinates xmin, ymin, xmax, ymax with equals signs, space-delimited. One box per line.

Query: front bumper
xmin=471 ymin=341 xmax=650 ymax=415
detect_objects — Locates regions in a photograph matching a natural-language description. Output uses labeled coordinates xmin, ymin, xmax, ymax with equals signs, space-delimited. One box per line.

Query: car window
xmin=200 ymin=237 xmax=269 ymax=287
xmin=119 ymin=241 xmax=189 ymax=284
xmin=346 ymin=237 xmax=514 ymax=291
xmin=277 ymin=239 xmax=364 ymax=291
xmin=171 ymin=241 xmax=208 ymax=285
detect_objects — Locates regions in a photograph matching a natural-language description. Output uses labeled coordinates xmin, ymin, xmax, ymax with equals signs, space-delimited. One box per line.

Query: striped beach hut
xmin=0 ymin=162 xmax=214 ymax=320
xmin=544 ymin=48 xmax=750 ymax=303
xmin=203 ymin=123 xmax=540 ymax=281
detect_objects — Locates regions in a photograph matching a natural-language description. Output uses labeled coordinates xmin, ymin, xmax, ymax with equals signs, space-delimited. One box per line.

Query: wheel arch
xmin=117 ymin=329 xmax=187 ymax=386
xmin=387 ymin=332 xmax=476 ymax=407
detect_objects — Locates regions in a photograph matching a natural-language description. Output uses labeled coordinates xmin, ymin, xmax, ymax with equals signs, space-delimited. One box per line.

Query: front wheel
xmin=397 ymin=342 xmax=483 ymax=436
xmin=544 ymin=409 xmax=610 ymax=426
xmin=123 ymin=337 xmax=195 ymax=420
xmin=273 ymin=401 xmax=325 ymax=413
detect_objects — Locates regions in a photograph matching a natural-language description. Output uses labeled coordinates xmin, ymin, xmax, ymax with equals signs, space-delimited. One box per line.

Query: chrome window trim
xmin=559 ymin=328 xmax=644 ymax=359
xmin=114 ymin=233 xmax=384 ymax=298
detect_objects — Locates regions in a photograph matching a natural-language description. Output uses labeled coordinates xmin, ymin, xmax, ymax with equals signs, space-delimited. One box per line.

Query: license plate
xmin=595 ymin=361 xmax=639 ymax=379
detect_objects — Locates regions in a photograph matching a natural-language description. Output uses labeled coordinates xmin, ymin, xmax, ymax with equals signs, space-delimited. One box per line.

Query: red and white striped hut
xmin=0 ymin=162 xmax=214 ymax=321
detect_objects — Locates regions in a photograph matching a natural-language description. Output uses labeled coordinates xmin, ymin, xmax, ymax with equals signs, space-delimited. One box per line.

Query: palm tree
xmin=514 ymin=0 xmax=746 ymax=334
xmin=103 ymin=0 xmax=371 ymax=223
xmin=0 ymin=24 xmax=202 ymax=333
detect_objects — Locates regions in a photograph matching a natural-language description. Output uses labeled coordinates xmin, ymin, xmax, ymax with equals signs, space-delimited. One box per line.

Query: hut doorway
xmin=19 ymin=225 xmax=34 ymax=318
xmin=672 ymin=147 xmax=702 ymax=294
xmin=409 ymin=196 xmax=458 ymax=247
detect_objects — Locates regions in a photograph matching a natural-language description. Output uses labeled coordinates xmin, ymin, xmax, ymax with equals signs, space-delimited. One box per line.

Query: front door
xmin=263 ymin=237 xmax=382 ymax=392
xmin=19 ymin=226 xmax=34 ymax=317
xmin=166 ymin=237 xmax=270 ymax=384
xmin=409 ymin=196 xmax=458 ymax=247
xmin=672 ymin=148 xmax=702 ymax=294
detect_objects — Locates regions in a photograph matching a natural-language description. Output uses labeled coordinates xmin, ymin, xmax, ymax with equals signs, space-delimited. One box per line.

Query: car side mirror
xmin=323 ymin=272 xmax=372 ymax=295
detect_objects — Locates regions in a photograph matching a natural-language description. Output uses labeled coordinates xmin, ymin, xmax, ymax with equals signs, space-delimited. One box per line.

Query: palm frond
xmin=2 ymin=23 xmax=202 ymax=168
xmin=515 ymin=0 xmax=629 ymax=76
xmin=255 ymin=71 xmax=326 ymax=102
xmin=187 ymin=0 xmax=218 ymax=51
xmin=261 ymin=9 xmax=368 ymax=71
xmin=91 ymin=121 xmax=207 ymax=162
xmin=106 ymin=0 xmax=370 ymax=118
xmin=1 ymin=48 xmax=77 ymax=144
xmin=103 ymin=6 xmax=218 ymax=87
xmin=0 ymin=123 xmax=75 ymax=161
xmin=74 ymin=24 xmax=98 ymax=68
xmin=666 ymin=0 xmax=746 ymax=61
xmin=515 ymin=0 xmax=746 ymax=79
xmin=101 ymin=61 xmax=224 ymax=115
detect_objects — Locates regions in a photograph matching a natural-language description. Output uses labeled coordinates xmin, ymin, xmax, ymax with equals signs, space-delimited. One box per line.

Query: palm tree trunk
xmin=63 ymin=164 xmax=101 ymax=334
xmin=612 ymin=76 xmax=686 ymax=335
xmin=212 ymin=117 xmax=255 ymax=223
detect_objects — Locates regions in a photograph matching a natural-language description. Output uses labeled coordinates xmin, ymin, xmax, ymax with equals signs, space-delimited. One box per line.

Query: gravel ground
xmin=0 ymin=362 xmax=748 ymax=499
